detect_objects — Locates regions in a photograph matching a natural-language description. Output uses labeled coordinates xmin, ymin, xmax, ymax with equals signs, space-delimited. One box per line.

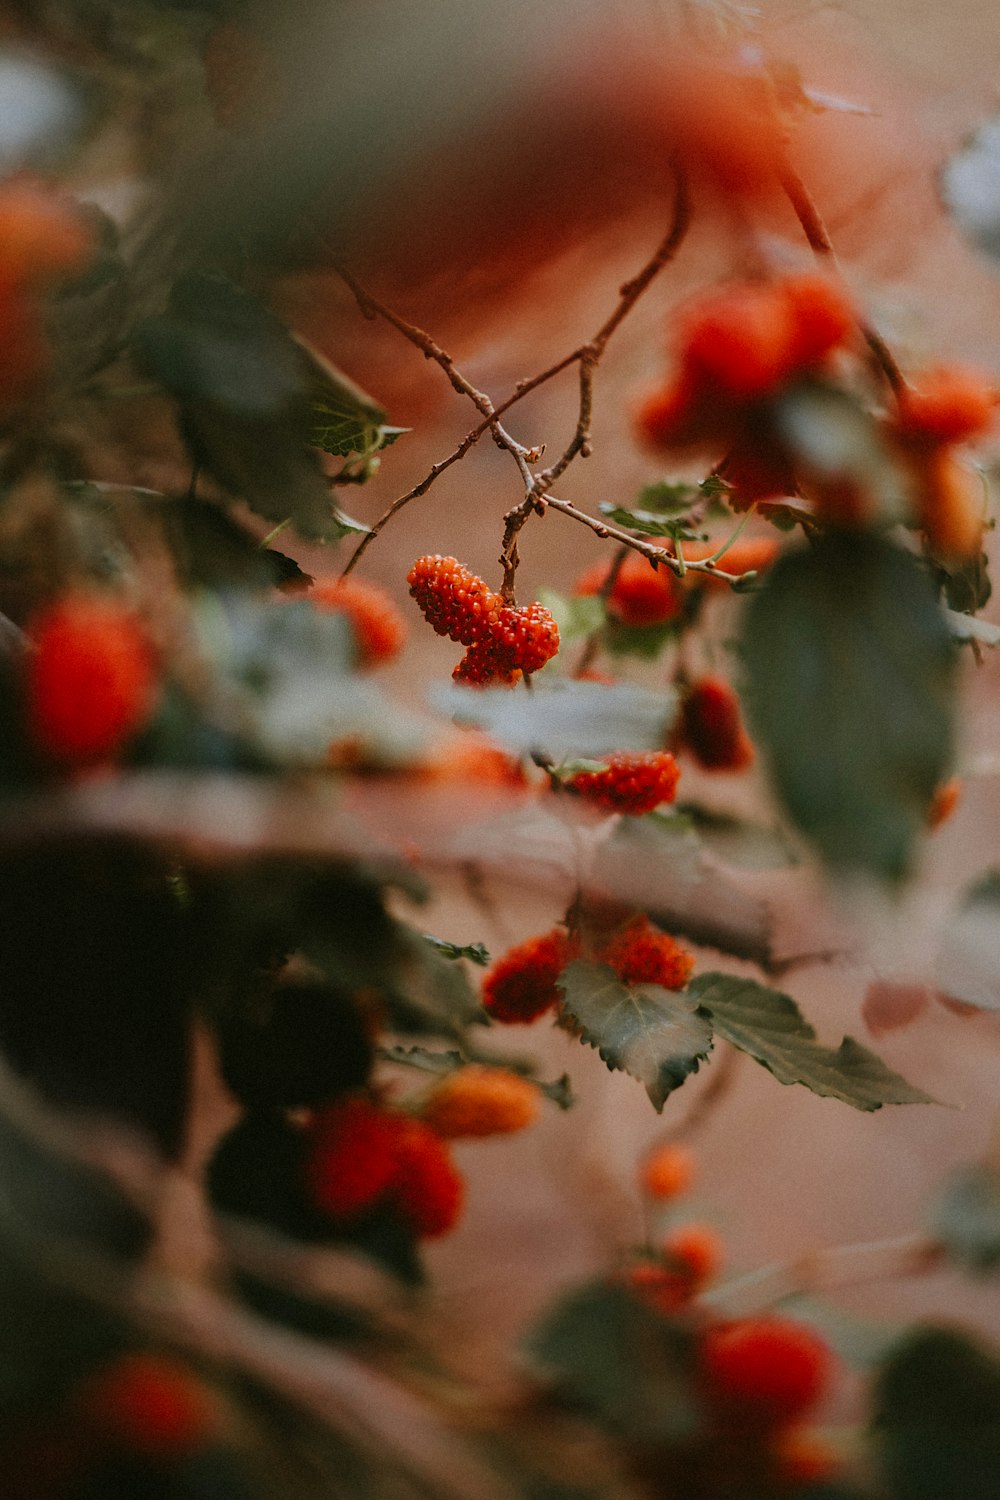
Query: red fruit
xmin=77 ymin=1353 xmax=218 ymax=1456
xmin=780 ymin=273 xmax=855 ymax=369
xmin=661 ymin=1223 xmax=724 ymax=1288
xmin=598 ymin=914 xmax=694 ymax=990
xmin=679 ymin=677 xmax=755 ymax=772
xmin=771 ymin=1427 xmax=840 ymax=1489
xmin=392 ymin=1117 xmax=464 ymax=1238
xmin=0 ymin=182 xmax=94 ymax=286
xmin=701 ymin=1317 xmax=833 ymax=1430
xmin=641 ymin=1142 xmax=696 ymax=1200
xmin=482 ymin=928 xmax=573 ymax=1024
xmin=914 ymin=448 xmax=985 ymax=561
xmin=26 ymin=596 xmax=157 ymax=765
xmin=423 ymin=1066 xmax=540 ymax=1138
xmin=407 ymin=555 xmax=503 ymax=647
xmin=452 ymin=639 xmax=522 ymax=687
xmin=682 ymin=283 xmax=798 ymax=401
xmin=927 ymin=776 xmax=961 ymax=830
xmin=574 ymin=553 xmax=683 ymax=627
xmin=633 ymin=374 xmax=722 ymax=452
xmin=566 ymin=751 xmax=680 ymax=815
xmin=894 ymin=365 xmax=996 ymax=447
xmin=717 ymin=435 xmax=799 ymax=509
xmin=304 ymin=1096 xmax=401 ymax=1221
xmin=309 ymin=577 xmax=406 ymax=667
xmin=497 ymin=599 xmax=560 ymax=673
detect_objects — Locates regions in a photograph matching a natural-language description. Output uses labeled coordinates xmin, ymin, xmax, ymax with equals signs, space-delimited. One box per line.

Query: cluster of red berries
xmin=25 ymin=594 xmax=158 ymax=767
xmin=636 ymin=272 xmax=855 ymax=510
xmin=481 ymin=914 xmax=693 ymax=1025
xmin=407 ymin=554 xmax=559 ymax=684
xmin=563 ymin=750 xmax=681 ymax=815
xmin=572 ymin=537 xmax=780 ymax=633
xmin=676 ymin=676 xmax=755 ymax=773
xmin=304 ymin=1094 xmax=464 ymax=1238
xmin=623 ymin=1144 xmax=838 ymax=1491
xmin=308 ymin=576 xmax=407 ymax=668
xmin=889 ymin=364 xmax=996 ymax=560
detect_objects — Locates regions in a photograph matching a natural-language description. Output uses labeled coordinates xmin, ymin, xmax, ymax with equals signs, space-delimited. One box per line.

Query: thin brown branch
xmin=778 ymin=160 xmax=907 ymax=398
xmin=538 ymin=493 xmax=747 ymax=585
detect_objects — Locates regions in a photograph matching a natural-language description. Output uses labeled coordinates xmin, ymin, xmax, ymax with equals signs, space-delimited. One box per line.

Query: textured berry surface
xmin=701 ymin=1317 xmax=833 ymax=1429
xmin=78 ymin=1353 xmax=217 ymax=1456
xmin=597 ymin=914 xmax=694 ymax=989
xmin=407 ymin=555 xmax=502 ymax=647
xmin=452 ymin=638 xmax=522 ymax=686
xmin=574 ymin=553 xmax=682 ymax=627
xmin=641 ymin=1142 xmax=696 ymax=1200
xmin=309 ymin=577 xmax=406 ymax=667
xmin=423 ymin=1066 xmax=540 ymax=1137
xmin=679 ymin=676 xmax=755 ymax=772
xmin=567 ymin=751 xmax=680 ymax=815
xmin=26 ymin=595 xmax=157 ymax=765
xmin=482 ymin=929 xmax=573 ymax=1024
xmin=304 ymin=1096 xmax=401 ymax=1221
xmin=392 ymin=1117 xmax=464 ymax=1237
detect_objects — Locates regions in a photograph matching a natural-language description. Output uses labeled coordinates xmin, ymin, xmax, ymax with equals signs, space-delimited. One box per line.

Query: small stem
xmin=259 ymin=517 xmax=293 ymax=549
xmin=706 ymin=503 xmax=756 ymax=565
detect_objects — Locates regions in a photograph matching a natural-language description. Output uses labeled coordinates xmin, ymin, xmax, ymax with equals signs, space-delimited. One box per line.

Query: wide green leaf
xmin=558 ymin=961 xmax=712 ymax=1110
xmin=599 ymin=503 xmax=705 ymax=542
xmin=741 ymin=531 xmax=956 ymax=880
xmin=688 ymin=972 xmax=934 ymax=1110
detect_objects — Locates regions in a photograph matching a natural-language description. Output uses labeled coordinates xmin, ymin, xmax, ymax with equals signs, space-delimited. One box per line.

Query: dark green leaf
xmin=423 ymin=935 xmax=490 ymax=966
xmin=558 ymin=961 xmax=712 ymax=1111
xmin=934 ymin=1164 xmax=1000 ymax=1272
xmin=525 ymin=1280 xmax=701 ymax=1443
xmin=741 ymin=532 xmax=956 ymax=880
xmin=872 ymin=1326 xmax=1000 ymax=1500
xmin=688 ymin=972 xmax=935 ymax=1110
xmin=603 ymin=617 xmax=680 ymax=660
xmin=385 ymin=923 xmax=484 ymax=1037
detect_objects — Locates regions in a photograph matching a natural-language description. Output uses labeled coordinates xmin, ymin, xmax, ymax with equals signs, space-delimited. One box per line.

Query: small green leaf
xmin=328 ymin=507 xmax=372 ymax=539
xmin=636 ymin=481 xmax=701 ymax=514
xmin=933 ymin=1164 xmax=1000 ymax=1273
xmin=558 ymin=961 xmax=712 ymax=1111
xmin=599 ymin=504 xmax=705 ymax=542
xmin=742 ymin=532 xmax=956 ymax=880
xmin=422 ymin=935 xmax=490 ymax=966
xmin=377 ymin=1044 xmax=468 ymax=1075
xmin=525 ymin=1280 xmax=701 ymax=1443
xmin=537 ymin=588 xmax=605 ymax=644
xmin=688 ymin=972 xmax=934 ymax=1110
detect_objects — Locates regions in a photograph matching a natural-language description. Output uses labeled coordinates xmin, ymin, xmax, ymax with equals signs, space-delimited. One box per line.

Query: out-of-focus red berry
xmin=894 ymin=365 xmax=996 ymax=447
xmin=309 ymin=577 xmax=406 ymax=668
xmin=482 ymin=929 xmax=573 ymax=1024
xmin=701 ymin=1316 xmax=833 ymax=1430
xmin=304 ymin=1096 xmax=402 ymax=1222
xmin=927 ymin=776 xmax=961 ymax=830
xmin=678 ymin=676 xmax=755 ymax=772
xmin=641 ymin=1142 xmax=696 ymax=1200
xmin=574 ymin=552 xmax=683 ymax=627
xmin=392 ymin=1117 xmax=464 ymax=1238
xmin=77 ymin=1353 xmax=218 ymax=1457
xmin=566 ymin=751 xmax=681 ymax=815
xmin=26 ymin=595 xmax=157 ymax=766
xmin=597 ymin=914 xmax=694 ymax=990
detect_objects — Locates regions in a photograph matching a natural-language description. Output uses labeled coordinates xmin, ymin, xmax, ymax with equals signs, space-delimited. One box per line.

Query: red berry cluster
xmin=565 ymin=750 xmax=680 ymax=815
xmin=304 ymin=1094 xmax=463 ymax=1239
xmin=407 ymin=554 xmax=559 ymax=683
xmin=636 ymin=273 xmax=855 ymax=509
xmin=677 ymin=676 xmax=755 ymax=773
xmin=574 ymin=552 xmax=683 ymax=628
xmin=26 ymin=595 xmax=158 ymax=767
xmin=889 ymin=364 xmax=996 ymax=560
xmin=482 ymin=914 xmax=692 ymax=1025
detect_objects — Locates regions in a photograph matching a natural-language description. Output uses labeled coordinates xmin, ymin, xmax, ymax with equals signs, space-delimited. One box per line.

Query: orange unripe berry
xmin=421 ymin=730 xmax=526 ymax=786
xmin=915 ymin=449 xmax=985 ymax=561
xmin=894 ymin=365 xmax=996 ymax=447
xmin=77 ymin=1353 xmax=219 ymax=1457
xmin=927 ymin=776 xmax=961 ymax=830
xmin=309 ymin=577 xmax=406 ymax=668
xmin=641 ymin=1142 xmax=696 ymax=1200
xmin=574 ymin=552 xmax=683 ymax=627
xmin=771 ymin=1426 xmax=840 ymax=1489
xmin=0 ymin=182 xmax=94 ymax=286
xmin=422 ymin=1066 xmax=540 ymax=1138
xmin=661 ymin=1222 xmax=724 ymax=1288
xmin=26 ymin=595 xmax=157 ymax=766
xmin=701 ymin=1317 xmax=833 ymax=1430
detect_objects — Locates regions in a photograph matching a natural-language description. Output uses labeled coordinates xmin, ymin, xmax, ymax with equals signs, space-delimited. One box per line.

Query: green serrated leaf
xmin=742 ymin=532 xmax=956 ymax=881
xmin=637 ymin=481 xmax=701 ymax=514
xmin=537 ymin=588 xmax=606 ymax=644
xmin=688 ymin=972 xmax=934 ymax=1110
xmin=599 ymin=504 xmax=705 ymax=542
xmin=525 ymin=1280 xmax=701 ymax=1443
xmin=422 ymin=935 xmax=490 ymax=965
xmin=933 ymin=1164 xmax=1000 ymax=1273
xmin=558 ymin=961 xmax=712 ymax=1111
xmin=328 ymin=507 xmax=372 ymax=539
